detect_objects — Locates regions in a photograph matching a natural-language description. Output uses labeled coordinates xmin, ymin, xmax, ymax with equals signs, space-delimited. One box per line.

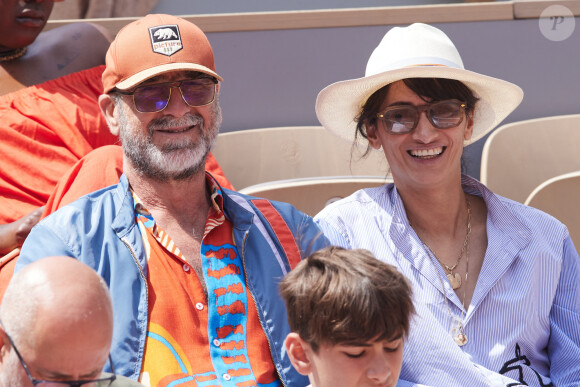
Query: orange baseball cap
xmin=102 ymin=14 xmax=222 ymax=93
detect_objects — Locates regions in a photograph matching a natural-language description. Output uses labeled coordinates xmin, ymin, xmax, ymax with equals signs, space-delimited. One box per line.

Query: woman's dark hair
xmin=355 ymin=78 xmax=479 ymax=155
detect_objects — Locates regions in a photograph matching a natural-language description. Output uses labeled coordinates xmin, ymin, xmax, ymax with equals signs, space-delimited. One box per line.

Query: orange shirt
xmin=0 ymin=65 xmax=116 ymax=224
xmin=135 ymin=175 xmax=280 ymax=387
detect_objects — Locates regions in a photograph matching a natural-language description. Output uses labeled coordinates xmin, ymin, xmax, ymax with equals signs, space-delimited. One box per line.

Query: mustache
xmin=148 ymin=113 xmax=203 ymax=132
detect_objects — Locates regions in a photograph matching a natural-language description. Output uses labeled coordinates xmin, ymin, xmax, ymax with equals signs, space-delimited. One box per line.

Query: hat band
xmin=366 ymin=56 xmax=463 ymax=76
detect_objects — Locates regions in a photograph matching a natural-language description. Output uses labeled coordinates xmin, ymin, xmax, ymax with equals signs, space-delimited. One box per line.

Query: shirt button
xmin=195 ymin=302 xmax=204 ymax=311
xmin=183 ymin=264 xmax=190 ymax=272
xmin=223 ymin=374 xmax=231 ymax=381
xmin=213 ymin=339 xmax=221 ymax=347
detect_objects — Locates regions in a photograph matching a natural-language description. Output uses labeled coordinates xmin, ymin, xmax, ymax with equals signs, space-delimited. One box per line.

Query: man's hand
xmin=0 ymin=207 xmax=44 ymax=255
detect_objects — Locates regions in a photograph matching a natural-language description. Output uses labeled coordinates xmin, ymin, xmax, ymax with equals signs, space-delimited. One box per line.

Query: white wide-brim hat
xmin=316 ymin=23 xmax=523 ymax=145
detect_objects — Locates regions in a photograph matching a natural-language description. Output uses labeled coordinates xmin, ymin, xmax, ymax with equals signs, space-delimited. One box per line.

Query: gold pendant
xmin=450 ymin=317 xmax=468 ymax=346
xmin=455 ymin=332 xmax=468 ymax=346
xmin=447 ymin=272 xmax=461 ymax=289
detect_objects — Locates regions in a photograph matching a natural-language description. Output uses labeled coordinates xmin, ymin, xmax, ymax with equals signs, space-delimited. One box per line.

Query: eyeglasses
xmin=376 ymin=99 xmax=466 ymax=134
xmin=117 ymin=77 xmax=218 ymax=113
xmin=0 ymin=319 xmax=116 ymax=387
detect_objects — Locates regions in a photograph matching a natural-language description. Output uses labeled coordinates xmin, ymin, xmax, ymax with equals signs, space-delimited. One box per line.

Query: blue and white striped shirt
xmin=315 ymin=175 xmax=580 ymax=386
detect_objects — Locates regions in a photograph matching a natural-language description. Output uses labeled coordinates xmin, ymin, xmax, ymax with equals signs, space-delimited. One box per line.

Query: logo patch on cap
xmin=149 ymin=25 xmax=182 ymax=56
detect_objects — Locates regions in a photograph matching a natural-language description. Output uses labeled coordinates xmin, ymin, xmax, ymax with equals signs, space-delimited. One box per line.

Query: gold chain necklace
xmin=423 ymin=197 xmax=471 ymax=290
xmin=423 ymin=239 xmax=469 ymax=346
xmin=417 ymin=196 xmax=471 ymax=346
xmin=0 ymin=47 xmax=27 ymax=62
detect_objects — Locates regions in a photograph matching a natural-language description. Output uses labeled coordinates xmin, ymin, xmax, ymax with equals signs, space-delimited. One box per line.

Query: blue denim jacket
xmin=18 ymin=174 xmax=328 ymax=386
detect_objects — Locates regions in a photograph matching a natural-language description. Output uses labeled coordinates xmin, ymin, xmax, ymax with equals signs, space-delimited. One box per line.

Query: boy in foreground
xmin=279 ymin=246 xmax=415 ymax=387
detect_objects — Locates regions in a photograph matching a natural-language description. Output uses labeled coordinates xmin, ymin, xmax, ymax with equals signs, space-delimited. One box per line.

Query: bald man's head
xmin=0 ymin=256 xmax=114 ymax=385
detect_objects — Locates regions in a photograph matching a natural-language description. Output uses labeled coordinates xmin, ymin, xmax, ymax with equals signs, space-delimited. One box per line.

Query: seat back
xmin=212 ymin=126 xmax=389 ymax=190
xmin=524 ymin=171 xmax=580 ymax=252
xmin=240 ymin=177 xmax=391 ymax=216
xmin=480 ymin=114 xmax=580 ymax=203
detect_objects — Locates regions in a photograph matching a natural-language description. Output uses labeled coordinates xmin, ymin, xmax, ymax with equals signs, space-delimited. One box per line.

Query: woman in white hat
xmin=315 ymin=23 xmax=580 ymax=386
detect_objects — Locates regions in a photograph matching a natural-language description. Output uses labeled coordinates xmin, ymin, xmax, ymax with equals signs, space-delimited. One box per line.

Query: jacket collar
xmin=111 ymin=174 xmax=137 ymax=239
xmin=111 ymin=173 xmax=255 ymax=234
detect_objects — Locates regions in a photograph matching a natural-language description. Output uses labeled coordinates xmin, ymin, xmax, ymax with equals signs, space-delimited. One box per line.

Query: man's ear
xmin=366 ymin=121 xmax=383 ymax=150
xmin=0 ymin=325 xmax=9 ymax=363
xmin=285 ymin=333 xmax=313 ymax=376
xmin=98 ymin=94 xmax=120 ymax=137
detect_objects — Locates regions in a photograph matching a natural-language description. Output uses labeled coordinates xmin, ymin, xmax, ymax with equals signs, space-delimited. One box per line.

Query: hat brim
xmin=315 ymin=66 xmax=523 ymax=146
xmin=115 ymin=62 xmax=223 ymax=91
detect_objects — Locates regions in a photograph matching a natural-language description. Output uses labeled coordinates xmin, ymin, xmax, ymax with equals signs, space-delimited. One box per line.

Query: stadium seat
xmin=240 ymin=176 xmax=391 ymax=216
xmin=211 ymin=126 xmax=390 ymax=190
xmin=480 ymin=114 xmax=580 ymax=203
xmin=524 ymin=171 xmax=580 ymax=252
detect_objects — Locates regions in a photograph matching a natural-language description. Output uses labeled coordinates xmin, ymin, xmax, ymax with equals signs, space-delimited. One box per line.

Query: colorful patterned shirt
xmin=134 ymin=175 xmax=281 ymax=387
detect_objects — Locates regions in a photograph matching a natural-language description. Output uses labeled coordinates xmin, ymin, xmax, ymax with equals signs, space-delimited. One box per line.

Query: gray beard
xmin=119 ymin=105 xmax=221 ymax=181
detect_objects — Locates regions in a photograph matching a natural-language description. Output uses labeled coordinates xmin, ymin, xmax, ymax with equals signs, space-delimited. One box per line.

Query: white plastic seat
xmin=524 ymin=171 xmax=580 ymax=252
xmin=211 ymin=126 xmax=390 ymax=191
xmin=240 ymin=176 xmax=391 ymax=216
xmin=480 ymin=114 xmax=580 ymax=203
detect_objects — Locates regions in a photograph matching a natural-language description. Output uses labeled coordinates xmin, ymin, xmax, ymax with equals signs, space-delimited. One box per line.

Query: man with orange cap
xmin=18 ymin=14 xmax=327 ymax=386
xmin=0 ymin=1 xmax=231 ymax=301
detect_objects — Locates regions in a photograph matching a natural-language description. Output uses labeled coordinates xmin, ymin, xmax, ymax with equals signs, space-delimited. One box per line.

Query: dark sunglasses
xmin=117 ymin=77 xmax=218 ymax=113
xmin=0 ymin=319 xmax=116 ymax=387
xmin=376 ymin=99 xmax=466 ymax=134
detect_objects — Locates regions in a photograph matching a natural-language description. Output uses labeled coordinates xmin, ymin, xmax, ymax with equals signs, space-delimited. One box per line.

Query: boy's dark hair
xmin=279 ymin=246 xmax=414 ymax=352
